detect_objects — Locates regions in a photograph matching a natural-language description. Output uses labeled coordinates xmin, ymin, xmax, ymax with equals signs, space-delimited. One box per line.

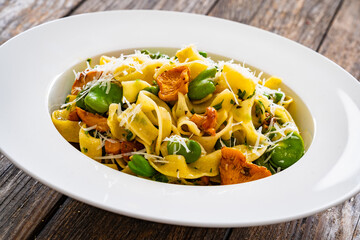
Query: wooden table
xmin=1 ymin=0 xmax=359 ymax=239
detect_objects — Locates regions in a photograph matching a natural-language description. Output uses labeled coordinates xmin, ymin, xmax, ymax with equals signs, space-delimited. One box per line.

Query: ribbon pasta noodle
xmin=51 ymin=45 xmax=305 ymax=185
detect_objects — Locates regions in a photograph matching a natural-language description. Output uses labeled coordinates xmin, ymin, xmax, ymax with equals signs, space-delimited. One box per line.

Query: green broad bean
xmin=128 ymin=154 xmax=157 ymax=177
xmin=192 ymin=67 xmax=217 ymax=82
xmin=270 ymin=132 xmax=305 ymax=169
xmin=84 ymin=82 xmax=123 ymax=114
xmin=151 ymin=173 xmax=169 ymax=183
xmin=75 ymin=89 xmax=88 ymax=110
xmin=188 ymin=67 xmax=217 ymax=100
xmin=167 ymin=139 xmax=202 ymax=164
xmin=143 ymin=85 xmax=159 ymax=96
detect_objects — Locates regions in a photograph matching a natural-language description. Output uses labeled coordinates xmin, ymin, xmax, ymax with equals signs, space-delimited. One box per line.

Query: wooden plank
xmin=228 ymin=0 xmax=360 ymax=239
xmin=317 ymin=1 xmax=360 ymax=239
xmin=35 ymin=198 xmax=227 ymax=240
xmin=0 ymin=0 xmax=83 ymax=44
xmin=209 ymin=0 xmax=342 ymax=50
xmin=228 ymin=198 xmax=360 ymax=240
xmin=0 ymin=154 xmax=65 ymax=239
xmin=72 ymin=0 xmax=217 ymax=15
xmin=318 ymin=0 xmax=360 ymax=79
xmin=0 ymin=1 xmax=83 ymax=239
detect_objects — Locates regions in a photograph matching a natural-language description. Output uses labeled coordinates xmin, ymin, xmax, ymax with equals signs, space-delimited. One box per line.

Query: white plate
xmin=1 ymin=10 xmax=360 ymax=227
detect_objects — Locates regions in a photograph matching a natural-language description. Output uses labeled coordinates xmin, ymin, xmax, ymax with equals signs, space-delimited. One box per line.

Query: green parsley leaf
xmin=213 ymin=99 xmax=224 ymax=110
xmin=199 ymin=51 xmax=207 ymax=58
xmin=247 ymin=90 xmax=256 ymax=99
xmin=237 ymin=89 xmax=247 ymax=100
xmin=273 ymin=92 xmax=283 ymax=103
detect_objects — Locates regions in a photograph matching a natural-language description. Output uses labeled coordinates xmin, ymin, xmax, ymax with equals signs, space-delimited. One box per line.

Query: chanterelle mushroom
xmin=190 ymin=106 xmax=218 ymax=136
xmin=219 ymin=147 xmax=271 ymax=185
xmin=156 ymin=65 xmax=190 ymax=101
xmin=71 ymin=69 xmax=102 ymax=95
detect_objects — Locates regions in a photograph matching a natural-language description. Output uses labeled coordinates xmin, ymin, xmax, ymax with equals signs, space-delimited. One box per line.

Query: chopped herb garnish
xmin=210 ymin=168 xmax=213 ymax=173
xmin=237 ymin=89 xmax=247 ymax=100
xmin=258 ymin=100 xmax=265 ymax=109
xmin=86 ymin=58 xmax=91 ymax=64
xmin=140 ymin=49 xmax=150 ymax=55
xmin=65 ymin=96 xmax=70 ymax=104
xmin=82 ymin=147 xmax=88 ymax=153
xmin=125 ymin=129 xmax=133 ymax=141
xmin=199 ymin=51 xmax=207 ymax=58
xmin=190 ymin=109 xmax=195 ymax=114
xmin=213 ymin=99 xmax=224 ymax=110
xmin=273 ymin=92 xmax=283 ymax=103
xmin=141 ymin=49 xmax=168 ymax=59
xmin=255 ymin=105 xmax=263 ymax=116
xmin=66 ymin=105 xmax=71 ymax=111
xmin=230 ymin=99 xmax=235 ymax=105
xmin=247 ymin=90 xmax=256 ymax=99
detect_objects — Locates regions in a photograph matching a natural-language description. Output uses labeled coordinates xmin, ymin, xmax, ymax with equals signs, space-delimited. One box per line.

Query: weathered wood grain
xmin=319 ymin=0 xmax=360 ymax=80
xmin=228 ymin=198 xmax=360 ymax=240
xmin=0 ymin=0 xmax=83 ymax=44
xmin=72 ymin=0 xmax=217 ymax=15
xmin=0 ymin=154 xmax=65 ymax=239
xmin=35 ymin=198 xmax=228 ymax=240
xmin=209 ymin=0 xmax=342 ymax=50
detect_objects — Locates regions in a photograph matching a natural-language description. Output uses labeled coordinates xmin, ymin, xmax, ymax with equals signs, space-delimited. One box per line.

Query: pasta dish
xmin=51 ymin=45 xmax=305 ymax=185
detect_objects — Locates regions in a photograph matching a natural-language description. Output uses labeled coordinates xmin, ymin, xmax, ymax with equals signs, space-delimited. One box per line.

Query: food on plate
xmin=51 ymin=45 xmax=305 ymax=185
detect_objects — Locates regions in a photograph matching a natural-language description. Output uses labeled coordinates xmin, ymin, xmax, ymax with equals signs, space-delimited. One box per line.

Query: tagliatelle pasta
xmin=51 ymin=45 xmax=305 ymax=185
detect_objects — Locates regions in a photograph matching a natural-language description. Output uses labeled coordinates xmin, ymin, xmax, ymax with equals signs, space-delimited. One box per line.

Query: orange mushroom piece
xmin=120 ymin=141 xmax=145 ymax=161
xmin=76 ymin=107 xmax=109 ymax=132
xmin=105 ymin=139 xmax=122 ymax=155
xmin=67 ymin=109 xmax=80 ymax=121
xmin=71 ymin=69 xmax=103 ymax=95
xmin=219 ymin=147 xmax=271 ymax=185
xmin=156 ymin=66 xmax=190 ymax=101
xmin=190 ymin=107 xmax=218 ymax=136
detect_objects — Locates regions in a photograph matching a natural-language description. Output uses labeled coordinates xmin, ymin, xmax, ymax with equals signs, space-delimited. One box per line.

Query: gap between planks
xmin=316 ymin=0 xmax=344 ymax=52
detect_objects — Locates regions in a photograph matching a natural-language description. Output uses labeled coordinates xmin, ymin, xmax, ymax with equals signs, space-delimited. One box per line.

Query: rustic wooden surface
xmin=0 ymin=0 xmax=359 ymax=239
